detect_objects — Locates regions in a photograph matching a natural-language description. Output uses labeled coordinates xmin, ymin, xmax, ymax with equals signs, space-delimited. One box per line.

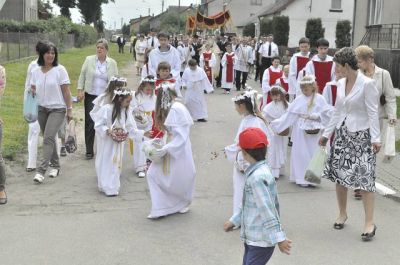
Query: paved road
xmin=1 ymin=63 xmax=400 ymax=265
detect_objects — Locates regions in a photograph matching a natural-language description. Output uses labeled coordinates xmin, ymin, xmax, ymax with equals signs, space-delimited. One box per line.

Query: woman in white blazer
xmin=319 ymin=47 xmax=381 ymax=241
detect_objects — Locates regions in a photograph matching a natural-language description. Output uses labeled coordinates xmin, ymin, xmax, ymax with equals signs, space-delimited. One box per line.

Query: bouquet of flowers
xmin=142 ymin=138 xmax=165 ymax=162
xmin=111 ymin=127 xmax=128 ymax=143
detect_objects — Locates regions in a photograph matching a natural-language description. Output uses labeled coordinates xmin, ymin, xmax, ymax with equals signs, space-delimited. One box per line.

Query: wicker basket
xmin=278 ymin=128 xmax=290 ymax=136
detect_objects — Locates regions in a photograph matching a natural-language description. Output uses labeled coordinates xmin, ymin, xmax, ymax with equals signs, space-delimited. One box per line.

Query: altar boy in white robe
xmin=181 ymin=59 xmax=214 ymax=122
xmin=146 ymin=84 xmax=196 ymax=219
xmin=271 ymin=76 xmax=332 ymax=187
xmin=91 ymin=87 xmax=146 ymax=196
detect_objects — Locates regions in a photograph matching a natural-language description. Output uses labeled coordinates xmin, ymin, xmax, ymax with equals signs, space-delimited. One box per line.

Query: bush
xmin=335 ymin=20 xmax=351 ymax=48
xmin=305 ymin=18 xmax=325 ymax=48
xmin=71 ymin=24 xmax=98 ymax=47
xmin=272 ymin=16 xmax=289 ymax=46
xmin=260 ymin=17 xmax=273 ymax=36
xmin=243 ymin=23 xmax=256 ymax=38
xmin=139 ymin=22 xmax=150 ymax=35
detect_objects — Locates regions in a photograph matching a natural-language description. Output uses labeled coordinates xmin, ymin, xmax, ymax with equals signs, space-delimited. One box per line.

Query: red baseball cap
xmin=239 ymin=127 xmax=269 ymax=149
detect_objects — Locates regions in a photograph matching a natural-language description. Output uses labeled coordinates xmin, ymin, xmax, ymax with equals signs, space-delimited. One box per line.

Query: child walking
xmin=90 ymin=87 xmax=145 ymax=196
xmin=224 ymin=127 xmax=292 ymax=264
xmin=146 ymin=84 xmax=196 ymax=219
xmin=131 ymin=75 xmax=156 ymax=178
xmin=225 ymin=89 xmax=270 ymax=216
xmin=271 ymin=75 xmax=332 ymax=187
xmin=262 ymin=86 xmax=290 ymax=179
xmin=181 ymin=59 xmax=214 ymax=122
xmin=261 ymin=56 xmax=283 ymax=107
xmin=220 ymin=43 xmax=235 ymax=94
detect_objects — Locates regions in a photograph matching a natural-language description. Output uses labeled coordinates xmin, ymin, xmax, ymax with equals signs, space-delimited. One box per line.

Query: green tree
xmin=76 ymin=0 xmax=114 ymax=33
xmin=159 ymin=12 xmax=187 ymax=34
xmin=139 ymin=22 xmax=150 ymax=35
xmin=335 ymin=20 xmax=352 ymax=48
xmin=38 ymin=0 xmax=53 ymax=20
xmin=272 ymin=16 xmax=289 ymax=46
xmin=243 ymin=23 xmax=256 ymax=38
xmin=260 ymin=17 xmax=273 ymax=37
xmin=305 ymin=18 xmax=325 ymax=48
xmin=122 ymin=23 xmax=130 ymax=36
xmin=53 ymin=0 xmax=76 ymax=19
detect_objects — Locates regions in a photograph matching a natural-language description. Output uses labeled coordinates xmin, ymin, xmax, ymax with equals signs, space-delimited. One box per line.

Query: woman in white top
xmin=320 ymin=47 xmax=381 ymax=241
xmin=30 ymin=42 xmax=73 ymax=184
xmin=135 ymin=34 xmax=148 ymax=76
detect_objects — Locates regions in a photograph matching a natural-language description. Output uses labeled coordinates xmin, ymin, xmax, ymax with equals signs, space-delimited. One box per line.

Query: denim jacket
xmin=230 ymin=160 xmax=286 ymax=247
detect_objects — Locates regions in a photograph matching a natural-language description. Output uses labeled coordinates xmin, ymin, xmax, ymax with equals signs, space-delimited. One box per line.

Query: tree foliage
xmin=139 ymin=22 xmax=150 ymax=35
xmin=159 ymin=12 xmax=186 ymax=34
xmin=243 ymin=23 xmax=255 ymax=38
xmin=76 ymin=0 xmax=114 ymax=33
xmin=38 ymin=0 xmax=53 ymax=20
xmin=305 ymin=18 xmax=325 ymax=48
xmin=260 ymin=18 xmax=273 ymax=37
xmin=335 ymin=20 xmax=352 ymax=48
xmin=53 ymin=0 xmax=76 ymax=19
xmin=272 ymin=16 xmax=289 ymax=46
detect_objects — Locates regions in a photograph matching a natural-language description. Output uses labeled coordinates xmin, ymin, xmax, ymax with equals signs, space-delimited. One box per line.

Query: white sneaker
xmin=179 ymin=207 xmax=190 ymax=214
xmin=137 ymin=171 xmax=146 ymax=178
xmin=48 ymin=168 xmax=60 ymax=178
xmin=147 ymin=214 xmax=160 ymax=219
xmin=33 ymin=173 xmax=44 ymax=184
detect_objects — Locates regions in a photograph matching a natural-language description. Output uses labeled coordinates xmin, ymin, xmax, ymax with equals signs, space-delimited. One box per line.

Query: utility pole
xmin=162 ymin=0 xmax=164 ymax=12
xmin=178 ymin=0 xmax=181 ymax=34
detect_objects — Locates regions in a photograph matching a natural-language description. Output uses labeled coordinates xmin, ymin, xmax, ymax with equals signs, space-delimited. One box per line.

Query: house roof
xmin=238 ymin=0 xmax=296 ymax=27
xmin=130 ymin=16 xmax=151 ymax=25
xmin=149 ymin=5 xmax=191 ymax=22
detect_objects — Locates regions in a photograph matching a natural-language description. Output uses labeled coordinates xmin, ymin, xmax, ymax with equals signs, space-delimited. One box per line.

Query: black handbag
xmin=379 ymin=71 xmax=386 ymax=106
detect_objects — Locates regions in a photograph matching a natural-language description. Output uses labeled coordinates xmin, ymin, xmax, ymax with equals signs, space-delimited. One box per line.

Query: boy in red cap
xmin=224 ymin=127 xmax=292 ymax=264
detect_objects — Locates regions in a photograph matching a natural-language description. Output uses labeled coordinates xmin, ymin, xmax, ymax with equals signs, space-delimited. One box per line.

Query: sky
xmin=49 ymin=0 xmax=199 ymax=30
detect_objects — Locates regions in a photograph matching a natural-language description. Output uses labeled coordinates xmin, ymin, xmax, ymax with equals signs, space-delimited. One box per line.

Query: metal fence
xmin=0 ymin=32 xmax=75 ymax=62
xmin=361 ymin=24 xmax=400 ymax=50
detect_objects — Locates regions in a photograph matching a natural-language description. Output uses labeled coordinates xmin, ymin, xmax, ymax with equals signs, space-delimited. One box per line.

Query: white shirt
xmin=25 ymin=60 xmax=39 ymax=92
xmin=147 ymin=36 xmax=159 ymax=49
xmin=304 ymin=55 xmax=335 ymax=81
xmin=91 ymin=58 xmax=108 ymax=96
xmin=262 ymin=66 xmax=283 ymax=94
xmin=258 ymin=41 xmax=279 ymax=58
xmin=31 ymin=65 xmax=70 ymax=109
xmin=288 ymin=52 xmax=310 ymax=95
xmin=148 ymin=45 xmax=181 ymax=79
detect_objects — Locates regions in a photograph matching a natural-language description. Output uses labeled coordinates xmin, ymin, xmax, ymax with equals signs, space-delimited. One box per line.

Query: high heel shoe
xmin=333 ymin=216 xmax=348 ymax=230
xmin=361 ymin=225 xmax=377 ymax=241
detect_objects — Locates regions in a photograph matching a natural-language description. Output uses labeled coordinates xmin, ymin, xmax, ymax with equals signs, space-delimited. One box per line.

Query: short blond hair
xmin=355 ymin=45 xmax=374 ymax=61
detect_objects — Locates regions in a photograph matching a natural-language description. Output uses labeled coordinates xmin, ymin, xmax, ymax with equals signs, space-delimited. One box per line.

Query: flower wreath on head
xmin=299 ymin=75 xmax=316 ymax=85
xmin=112 ymin=88 xmax=134 ymax=100
xmin=270 ymin=85 xmax=287 ymax=94
xmin=109 ymin=76 xmax=128 ymax=84
xmin=232 ymin=87 xmax=262 ymax=113
xmin=141 ymin=76 xmax=156 ymax=84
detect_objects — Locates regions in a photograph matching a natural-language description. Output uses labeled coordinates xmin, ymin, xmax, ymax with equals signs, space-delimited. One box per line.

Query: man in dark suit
xmin=117 ymin=36 xmax=126 ymax=53
xmin=215 ymin=35 xmax=226 ymax=88
xmin=191 ymin=35 xmax=202 ymax=65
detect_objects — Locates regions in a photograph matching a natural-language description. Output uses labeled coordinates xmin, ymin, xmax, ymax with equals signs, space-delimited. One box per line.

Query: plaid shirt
xmin=230 ymin=160 xmax=286 ymax=247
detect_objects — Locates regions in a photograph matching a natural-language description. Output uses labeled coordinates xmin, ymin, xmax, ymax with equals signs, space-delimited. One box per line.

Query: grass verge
xmin=0 ymin=43 xmax=133 ymax=160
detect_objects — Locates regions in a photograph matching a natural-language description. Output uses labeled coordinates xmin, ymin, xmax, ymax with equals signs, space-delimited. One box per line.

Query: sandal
xmin=0 ymin=190 xmax=7 ymax=205
xmin=333 ymin=217 xmax=348 ymax=230
xmin=361 ymin=225 xmax=377 ymax=241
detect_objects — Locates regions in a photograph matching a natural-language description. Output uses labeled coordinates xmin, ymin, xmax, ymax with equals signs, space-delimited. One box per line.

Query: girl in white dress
xmin=91 ymin=87 xmax=144 ymax=196
xmin=271 ymin=76 xmax=332 ymax=187
xmin=262 ymin=86 xmax=290 ymax=179
xmin=225 ymin=89 xmax=270 ymax=215
xmin=130 ymin=75 xmax=156 ymax=178
xmin=146 ymin=84 xmax=195 ymax=219
xmin=92 ymin=76 xmax=127 ymax=115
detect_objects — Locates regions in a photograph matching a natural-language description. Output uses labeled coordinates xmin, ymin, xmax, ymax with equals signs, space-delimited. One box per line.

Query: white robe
xmin=262 ymin=101 xmax=289 ymax=178
xmin=91 ymin=104 xmax=143 ymax=195
xmin=262 ymin=66 xmax=283 ymax=104
xmin=225 ymin=114 xmax=271 ymax=215
xmin=130 ymin=92 xmax=156 ymax=173
xmin=220 ymin=52 xmax=235 ymax=89
xmin=148 ymin=45 xmax=181 ymax=79
xmin=322 ymin=80 xmax=338 ymax=106
xmin=177 ymin=45 xmax=195 ymax=72
xmin=234 ymin=44 xmax=252 ymax=72
xmin=146 ymin=101 xmax=196 ymax=217
xmin=271 ymin=94 xmax=332 ymax=185
xmin=288 ymin=52 xmax=310 ymax=96
xmin=181 ymin=67 xmax=213 ymax=120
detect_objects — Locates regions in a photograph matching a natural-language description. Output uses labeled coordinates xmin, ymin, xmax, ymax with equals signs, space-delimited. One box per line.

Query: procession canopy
xmin=187 ymin=10 xmax=231 ymax=31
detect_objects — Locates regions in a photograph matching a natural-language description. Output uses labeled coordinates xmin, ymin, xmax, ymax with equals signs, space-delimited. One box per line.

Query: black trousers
xmin=215 ymin=62 xmax=223 ymax=87
xmin=84 ymin=93 xmax=97 ymax=155
xmin=260 ymin=57 xmax=272 ymax=84
xmin=255 ymin=61 xmax=261 ymax=80
xmin=235 ymin=70 xmax=248 ymax=90
xmin=118 ymin=45 xmax=124 ymax=53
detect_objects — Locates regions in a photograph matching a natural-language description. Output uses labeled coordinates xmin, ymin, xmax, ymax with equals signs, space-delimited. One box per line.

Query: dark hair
xmin=316 ymin=38 xmax=329 ymax=48
xmin=137 ymin=75 xmax=155 ymax=97
xmin=37 ymin=42 xmax=58 ymax=66
xmin=270 ymin=86 xmax=289 ymax=109
xmin=243 ymin=147 xmax=267 ymax=161
xmin=144 ymin=48 xmax=153 ymax=64
xmin=224 ymin=42 xmax=232 ymax=48
xmin=35 ymin=40 xmax=47 ymax=53
xmin=234 ymin=93 xmax=267 ymax=125
xmin=188 ymin=59 xmax=197 ymax=67
xmin=157 ymin=32 xmax=169 ymax=39
xmin=272 ymin=56 xmax=281 ymax=62
xmin=193 ymin=34 xmax=199 ymax=39
xmin=157 ymin=61 xmax=171 ymax=72
xmin=333 ymin=47 xmax=358 ymax=71
xmin=106 ymin=77 xmax=127 ymax=100
xmin=299 ymin=37 xmax=310 ymax=45
xmin=111 ymin=88 xmax=132 ymax=124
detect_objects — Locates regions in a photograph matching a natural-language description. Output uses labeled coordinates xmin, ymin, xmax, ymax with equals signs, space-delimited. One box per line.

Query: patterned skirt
xmin=322 ymin=123 xmax=376 ymax=192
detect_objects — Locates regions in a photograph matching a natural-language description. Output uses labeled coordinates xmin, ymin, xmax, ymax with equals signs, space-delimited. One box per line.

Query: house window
xmin=330 ymin=0 xmax=342 ymax=12
xmin=368 ymin=0 xmax=383 ymax=25
xmin=250 ymin=0 xmax=262 ymax=6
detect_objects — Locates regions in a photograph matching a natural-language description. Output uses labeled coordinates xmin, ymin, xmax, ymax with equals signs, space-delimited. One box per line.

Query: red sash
xmin=313 ymin=60 xmax=333 ymax=93
xmin=279 ymin=77 xmax=289 ymax=92
xmin=267 ymin=68 xmax=283 ymax=103
xmin=296 ymin=56 xmax=309 ymax=78
xmin=203 ymin=52 xmax=213 ymax=83
xmin=331 ymin=84 xmax=337 ymax=106
xmin=226 ymin=53 xmax=234 ymax=82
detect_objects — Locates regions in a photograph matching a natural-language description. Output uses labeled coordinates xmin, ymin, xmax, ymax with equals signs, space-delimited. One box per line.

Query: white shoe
xmin=147 ymin=214 xmax=161 ymax=219
xmin=48 ymin=168 xmax=60 ymax=178
xmin=137 ymin=171 xmax=146 ymax=178
xmin=179 ymin=207 xmax=190 ymax=214
xmin=33 ymin=173 xmax=44 ymax=184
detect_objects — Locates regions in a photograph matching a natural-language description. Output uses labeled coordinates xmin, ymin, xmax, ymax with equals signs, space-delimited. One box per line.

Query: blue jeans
xmin=243 ymin=244 xmax=275 ymax=265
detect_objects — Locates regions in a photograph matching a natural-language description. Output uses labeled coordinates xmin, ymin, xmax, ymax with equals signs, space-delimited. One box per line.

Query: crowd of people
xmin=0 ymin=26 xmax=397 ymax=264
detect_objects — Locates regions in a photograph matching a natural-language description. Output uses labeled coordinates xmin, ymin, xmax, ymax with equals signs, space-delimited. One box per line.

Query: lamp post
xmin=254 ymin=22 xmax=258 ymax=38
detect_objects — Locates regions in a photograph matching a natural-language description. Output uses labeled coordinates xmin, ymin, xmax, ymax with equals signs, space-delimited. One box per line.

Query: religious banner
xmin=195 ymin=10 xmax=231 ymax=29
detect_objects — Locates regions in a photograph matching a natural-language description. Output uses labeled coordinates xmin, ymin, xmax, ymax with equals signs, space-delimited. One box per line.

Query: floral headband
xmin=113 ymin=89 xmax=133 ymax=96
xmin=270 ymin=85 xmax=287 ymax=94
xmin=232 ymin=88 xmax=261 ymax=113
xmin=110 ymin=76 xmax=127 ymax=83
xmin=299 ymin=75 xmax=316 ymax=85
xmin=141 ymin=77 xmax=155 ymax=84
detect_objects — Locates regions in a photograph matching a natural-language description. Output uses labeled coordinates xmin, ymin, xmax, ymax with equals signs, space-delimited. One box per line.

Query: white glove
xmin=309 ymin=113 xmax=320 ymax=120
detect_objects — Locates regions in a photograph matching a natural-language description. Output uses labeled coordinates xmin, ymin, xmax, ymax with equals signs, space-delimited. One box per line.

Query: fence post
xmin=27 ymin=34 xmax=30 ymax=57
xmin=390 ymin=24 xmax=393 ymax=49
xmin=377 ymin=27 xmax=380 ymax=48
xmin=6 ymin=30 xmax=9 ymax=61
xmin=18 ymin=31 xmax=21 ymax=59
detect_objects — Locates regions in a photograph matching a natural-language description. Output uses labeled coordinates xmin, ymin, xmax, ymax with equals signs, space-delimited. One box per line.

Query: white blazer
xmin=323 ymin=72 xmax=381 ymax=143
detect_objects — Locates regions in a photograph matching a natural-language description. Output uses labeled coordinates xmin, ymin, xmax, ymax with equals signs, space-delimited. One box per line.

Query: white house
xmin=235 ymin=0 xmax=354 ymax=48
